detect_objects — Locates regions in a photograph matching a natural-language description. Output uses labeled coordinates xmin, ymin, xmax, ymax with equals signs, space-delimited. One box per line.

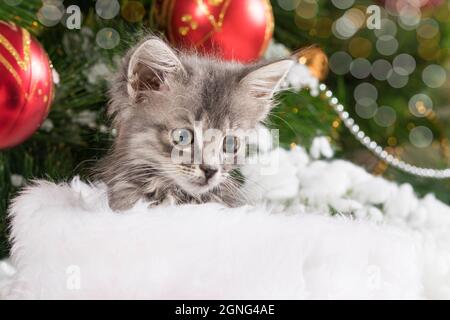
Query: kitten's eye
xmin=223 ymin=135 xmax=240 ymax=154
xmin=171 ymin=128 xmax=193 ymax=146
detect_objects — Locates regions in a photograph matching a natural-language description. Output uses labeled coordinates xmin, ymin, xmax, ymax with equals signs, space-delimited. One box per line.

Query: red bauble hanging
xmin=153 ymin=0 xmax=274 ymax=63
xmin=0 ymin=21 xmax=53 ymax=150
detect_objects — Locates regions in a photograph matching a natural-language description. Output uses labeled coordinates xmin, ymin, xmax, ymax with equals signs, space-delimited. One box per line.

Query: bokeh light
xmin=332 ymin=19 xmax=355 ymax=39
xmin=372 ymin=59 xmax=393 ymax=81
xmin=329 ymin=51 xmax=352 ymax=75
xmin=354 ymin=83 xmax=378 ymax=103
xmin=376 ymin=35 xmax=399 ymax=56
xmin=374 ymin=19 xmax=398 ymax=38
xmin=398 ymin=5 xmax=421 ymax=30
xmin=348 ymin=37 xmax=372 ymax=58
xmin=96 ymin=28 xmax=120 ymax=49
xmin=289 ymin=0 xmax=447 ymax=155
xmin=37 ymin=3 xmax=64 ymax=27
xmin=96 ymin=0 xmax=120 ymax=20
xmin=409 ymin=94 xmax=433 ymax=117
xmin=375 ymin=106 xmax=397 ymax=127
xmin=277 ymin=0 xmax=300 ymax=11
xmin=331 ymin=0 xmax=354 ymax=10
xmin=356 ymin=102 xmax=378 ymax=119
xmin=422 ymin=64 xmax=447 ymax=88
xmin=417 ymin=19 xmax=440 ymax=40
xmin=409 ymin=126 xmax=434 ymax=148
xmin=296 ymin=0 xmax=318 ymax=19
xmin=350 ymin=58 xmax=371 ymax=79
xmin=121 ymin=1 xmax=146 ymax=23
xmin=393 ymin=54 xmax=416 ymax=76
xmin=332 ymin=8 xmax=365 ymax=40
xmin=387 ymin=70 xmax=409 ymax=88
xmin=354 ymin=83 xmax=378 ymax=119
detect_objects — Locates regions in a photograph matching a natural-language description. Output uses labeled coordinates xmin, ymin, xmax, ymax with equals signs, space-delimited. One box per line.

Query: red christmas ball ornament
xmin=0 ymin=21 xmax=53 ymax=150
xmin=154 ymin=0 xmax=274 ymax=63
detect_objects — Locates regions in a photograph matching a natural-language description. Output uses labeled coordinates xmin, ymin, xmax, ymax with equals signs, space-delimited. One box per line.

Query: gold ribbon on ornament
xmin=0 ymin=22 xmax=31 ymax=86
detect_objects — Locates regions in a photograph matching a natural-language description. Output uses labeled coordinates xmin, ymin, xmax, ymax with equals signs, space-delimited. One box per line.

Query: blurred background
xmin=1 ymin=0 xmax=450 ymax=258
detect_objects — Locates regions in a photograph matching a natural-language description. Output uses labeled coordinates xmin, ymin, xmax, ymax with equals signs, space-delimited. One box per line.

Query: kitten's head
xmin=107 ymin=36 xmax=293 ymax=197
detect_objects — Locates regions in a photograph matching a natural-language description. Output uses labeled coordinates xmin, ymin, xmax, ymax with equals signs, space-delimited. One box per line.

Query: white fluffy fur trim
xmin=1 ymin=178 xmax=426 ymax=299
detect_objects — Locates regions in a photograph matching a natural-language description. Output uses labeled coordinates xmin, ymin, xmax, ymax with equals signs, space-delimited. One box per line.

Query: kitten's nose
xmin=200 ymin=165 xmax=218 ymax=181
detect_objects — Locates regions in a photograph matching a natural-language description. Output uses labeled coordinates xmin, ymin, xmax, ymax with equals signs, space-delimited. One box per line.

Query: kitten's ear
xmin=240 ymin=59 xmax=294 ymax=100
xmin=127 ymin=37 xmax=184 ymax=101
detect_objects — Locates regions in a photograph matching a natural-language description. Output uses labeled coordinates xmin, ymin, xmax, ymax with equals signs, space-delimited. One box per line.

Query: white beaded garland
xmin=318 ymin=83 xmax=450 ymax=179
xmin=344 ymin=118 xmax=354 ymax=127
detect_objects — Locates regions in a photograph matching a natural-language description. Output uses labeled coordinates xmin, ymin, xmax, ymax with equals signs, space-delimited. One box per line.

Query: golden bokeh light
xmin=349 ymin=37 xmax=372 ymax=58
xmin=296 ymin=0 xmax=318 ymax=20
xmin=121 ymin=1 xmax=146 ymax=23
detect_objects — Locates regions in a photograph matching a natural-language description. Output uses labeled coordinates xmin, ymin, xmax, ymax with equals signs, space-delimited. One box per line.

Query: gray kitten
xmin=99 ymin=36 xmax=293 ymax=211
